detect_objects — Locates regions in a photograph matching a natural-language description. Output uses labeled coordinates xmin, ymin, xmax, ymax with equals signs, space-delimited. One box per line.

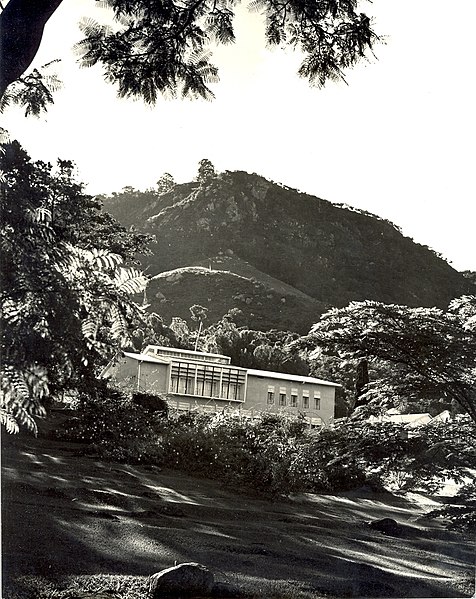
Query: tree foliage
xmin=156 ymin=172 xmax=176 ymax=195
xmin=299 ymin=297 xmax=476 ymax=422
xmin=196 ymin=158 xmax=216 ymax=183
xmin=0 ymin=60 xmax=62 ymax=117
xmin=0 ymin=0 xmax=380 ymax=107
xmin=200 ymin=312 xmax=309 ymax=374
xmin=0 ymin=141 xmax=150 ymax=433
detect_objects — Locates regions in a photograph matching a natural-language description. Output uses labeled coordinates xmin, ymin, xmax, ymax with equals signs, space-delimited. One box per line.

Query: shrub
xmin=57 ymin=387 xmax=476 ymax=502
xmin=159 ymin=411 xmax=312 ymax=495
xmin=57 ymin=382 xmax=167 ymax=463
xmin=132 ymin=391 xmax=169 ymax=415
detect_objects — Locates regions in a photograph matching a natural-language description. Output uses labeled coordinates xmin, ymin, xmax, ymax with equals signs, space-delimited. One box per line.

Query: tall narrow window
xmin=290 ymin=388 xmax=298 ymax=407
xmin=314 ymin=391 xmax=321 ymax=410
xmin=267 ymin=385 xmax=275 ymax=405
xmin=303 ymin=390 xmax=309 ymax=409
xmin=279 ymin=393 xmax=286 ymax=407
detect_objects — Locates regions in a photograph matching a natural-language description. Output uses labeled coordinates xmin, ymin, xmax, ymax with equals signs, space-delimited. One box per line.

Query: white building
xmin=103 ymin=345 xmax=339 ymax=425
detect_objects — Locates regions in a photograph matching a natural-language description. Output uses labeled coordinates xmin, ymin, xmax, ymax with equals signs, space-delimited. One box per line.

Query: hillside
xmin=103 ymin=171 xmax=473 ymax=330
xmin=148 ymin=265 xmax=329 ymax=333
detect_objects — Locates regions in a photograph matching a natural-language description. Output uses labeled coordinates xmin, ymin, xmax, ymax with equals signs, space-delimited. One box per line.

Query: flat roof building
xmin=103 ymin=345 xmax=339 ymax=426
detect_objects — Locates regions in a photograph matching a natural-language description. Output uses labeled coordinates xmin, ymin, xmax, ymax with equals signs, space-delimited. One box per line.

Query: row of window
xmin=168 ymin=360 xmax=246 ymax=401
xmin=149 ymin=346 xmax=230 ymax=365
xmin=267 ymin=387 xmax=321 ymax=410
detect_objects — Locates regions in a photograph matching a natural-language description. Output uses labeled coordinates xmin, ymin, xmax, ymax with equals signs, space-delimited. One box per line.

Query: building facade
xmin=103 ymin=345 xmax=338 ymax=425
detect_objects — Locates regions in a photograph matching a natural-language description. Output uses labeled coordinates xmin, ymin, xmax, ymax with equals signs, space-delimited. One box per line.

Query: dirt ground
xmin=2 ymin=432 xmax=475 ymax=599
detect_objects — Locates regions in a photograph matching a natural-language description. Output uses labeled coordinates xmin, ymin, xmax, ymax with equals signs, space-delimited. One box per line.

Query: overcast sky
xmin=2 ymin=0 xmax=475 ymax=271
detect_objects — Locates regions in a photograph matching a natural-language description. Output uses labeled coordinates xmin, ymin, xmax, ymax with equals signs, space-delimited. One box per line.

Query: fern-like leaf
xmin=0 ymin=409 xmax=20 ymax=434
xmin=114 ymin=267 xmax=147 ymax=295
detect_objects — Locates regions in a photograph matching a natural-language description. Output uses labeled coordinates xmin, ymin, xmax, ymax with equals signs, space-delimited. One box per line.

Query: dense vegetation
xmin=0 ymin=141 xmax=150 ymax=433
xmin=58 ymin=385 xmax=476 ymax=530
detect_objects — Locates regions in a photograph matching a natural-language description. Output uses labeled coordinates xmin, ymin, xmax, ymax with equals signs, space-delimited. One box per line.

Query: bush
xmin=132 ymin=391 xmax=169 ymax=415
xmin=158 ymin=411 xmax=313 ymax=495
xmin=57 ymin=383 xmax=167 ymax=463
xmin=57 ymin=386 xmax=476 ymax=501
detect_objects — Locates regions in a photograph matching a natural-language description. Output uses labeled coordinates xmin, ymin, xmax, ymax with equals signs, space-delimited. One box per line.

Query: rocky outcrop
xmin=149 ymin=563 xmax=214 ymax=598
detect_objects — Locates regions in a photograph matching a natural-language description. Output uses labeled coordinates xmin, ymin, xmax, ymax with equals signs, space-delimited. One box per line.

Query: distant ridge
xmin=103 ymin=170 xmax=473 ymax=332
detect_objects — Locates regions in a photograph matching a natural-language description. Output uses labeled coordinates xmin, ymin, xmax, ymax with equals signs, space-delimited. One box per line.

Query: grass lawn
xmin=2 ymin=430 xmax=475 ymax=599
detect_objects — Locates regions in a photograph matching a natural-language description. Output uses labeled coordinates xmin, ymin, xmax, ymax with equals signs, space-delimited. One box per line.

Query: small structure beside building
xmin=102 ymin=345 xmax=338 ymax=426
xmin=368 ymin=408 xmax=452 ymax=436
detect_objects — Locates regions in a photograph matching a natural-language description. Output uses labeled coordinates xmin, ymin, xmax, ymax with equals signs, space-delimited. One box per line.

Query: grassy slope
xmin=147 ymin=265 xmax=328 ymax=333
xmin=2 ymin=426 xmax=475 ymax=599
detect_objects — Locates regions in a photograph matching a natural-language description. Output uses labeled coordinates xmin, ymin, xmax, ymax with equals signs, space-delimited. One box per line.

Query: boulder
xmin=149 ymin=563 xmax=214 ymax=598
xmin=369 ymin=517 xmax=404 ymax=537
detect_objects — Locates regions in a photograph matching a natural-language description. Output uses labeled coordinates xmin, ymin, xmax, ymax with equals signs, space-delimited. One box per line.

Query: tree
xmin=199 ymin=315 xmax=309 ymax=374
xmin=299 ymin=297 xmax=476 ymax=423
xmin=0 ymin=59 xmax=63 ymax=117
xmin=169 ymin=317 xmax=191 ymax=347
xmin=354 ymin=358 xmax=369 ymax=408
xmin=0 ymin=141 xmax=149 ymax=433
xmin=156 ymin=173 xmax=176 ymax=195
xmin=190 ymin=304 xmax=208 ymax=351
xmin=196 ymin=159 xmax=216 ymax=184
xmin=0 ymin=0 xmax=379 ymax=107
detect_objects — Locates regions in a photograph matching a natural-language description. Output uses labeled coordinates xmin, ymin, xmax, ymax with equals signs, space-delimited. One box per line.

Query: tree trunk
xmin=0 ymin=0 xmax=64 ymax=97
xmin=354 ymin=358 xmax=369 ymax=409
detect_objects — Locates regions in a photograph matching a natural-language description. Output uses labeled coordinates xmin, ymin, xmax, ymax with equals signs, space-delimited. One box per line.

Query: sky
xmin=2 ymin=0 xmax=475 ymax=272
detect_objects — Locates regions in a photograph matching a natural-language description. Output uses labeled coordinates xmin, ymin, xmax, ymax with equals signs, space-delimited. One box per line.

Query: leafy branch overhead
xmin=0 ymin=0 xmax=380 ymax=106
xmin=0 ymin=60 xmax=63 ymax=117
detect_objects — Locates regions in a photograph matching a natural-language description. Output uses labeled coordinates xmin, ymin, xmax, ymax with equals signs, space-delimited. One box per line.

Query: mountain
xmin=103 ymin=171 xmax=473 ymax=333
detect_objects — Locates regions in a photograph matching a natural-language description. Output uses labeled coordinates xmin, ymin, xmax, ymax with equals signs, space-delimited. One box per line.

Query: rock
xmin=149 ymin=563 xmax=214 ymax=598
xmin=369 ymin=517 xmax=404 ymax=537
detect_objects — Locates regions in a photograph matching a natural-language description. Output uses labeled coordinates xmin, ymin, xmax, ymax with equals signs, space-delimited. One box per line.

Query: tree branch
xmin=0 ymin=0 xmax=64 ymax=97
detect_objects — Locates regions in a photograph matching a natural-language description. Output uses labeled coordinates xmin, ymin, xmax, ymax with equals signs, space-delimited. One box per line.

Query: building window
xmin=279 ymin=393 xmax=286 ymax=406
xmin=267 ymin=385 xmax=275 ymax=404
xmin=169 ymin=360 xmax=245 ymax=400
xmin=314 ymin=391 xmax=321 ymax=410
xmin=290 ymin=394 xmax=297 ymax=407
xmin=302 ymin=391 xmax=309 ymax=409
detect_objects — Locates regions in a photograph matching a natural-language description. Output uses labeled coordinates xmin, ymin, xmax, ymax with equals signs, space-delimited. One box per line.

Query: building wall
xmin=106 ymin=355 xmax=336 ymax=424
xmin=105 ymin=356 xmax=169 ymax=394
xmin=138 ymin=362 xmax=169 ymax=394
xmin=244 ymin=374 xmax=335 ymax=424
xmin=105 ymin=356 xmax=139 ymax=390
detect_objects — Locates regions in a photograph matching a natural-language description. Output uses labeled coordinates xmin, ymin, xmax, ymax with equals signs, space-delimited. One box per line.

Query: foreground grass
xmin=3 ymin=432 xmax=474 ymax=599
xmin=3 ymin=573 xmax=328 ymax=599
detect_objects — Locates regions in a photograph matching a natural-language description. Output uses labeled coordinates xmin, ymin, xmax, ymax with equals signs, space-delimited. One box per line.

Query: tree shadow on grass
xmin=2 ymin=435 xmax=475 ymax=598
